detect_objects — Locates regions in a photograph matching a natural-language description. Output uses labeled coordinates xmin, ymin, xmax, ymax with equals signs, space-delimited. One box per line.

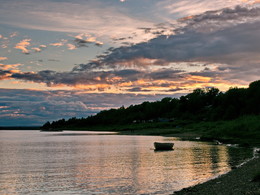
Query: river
xmin=0 ymin=130 xmax=253 ymax=194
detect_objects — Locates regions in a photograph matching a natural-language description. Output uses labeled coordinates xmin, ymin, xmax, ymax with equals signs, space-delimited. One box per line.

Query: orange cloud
xmin=32 ymin=47 xmax=41 ymax=52
xmin=50 ymin=39 xmax=67 ymax=47
xmin=242 ymin=0 xmax=260 ymax=3
xmin=74 ymin=84 xmax=112 ymax=92
xmin=67 ymin=43 xmax=77 ymax=50
xmin=50 ymin=42 xmax=63 ymax=46
xmin=73 ymin=33 xmax=104 ymax=47
xmin=115 ymin=57 xmax=169 ymax=67
xmin=14 ymin=39 xmax=31 ymax=54
xmin=0 ymin=63 xmax=22 ymax=70
xmin=178 ymin=15 xmax=195 ymax=21
xmin=187 ymin=75 xmax=212 ymax=82
xmin=0 ymin=57 xmax=8 ymax=61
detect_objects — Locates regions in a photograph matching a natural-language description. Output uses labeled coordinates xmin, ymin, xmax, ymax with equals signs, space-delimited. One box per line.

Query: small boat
xmin=154 ymin=142 xmax=174 ymax=150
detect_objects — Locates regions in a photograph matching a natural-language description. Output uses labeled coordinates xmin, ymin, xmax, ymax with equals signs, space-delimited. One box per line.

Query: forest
xmin=42 ymin=80 xmax=260 ymax=130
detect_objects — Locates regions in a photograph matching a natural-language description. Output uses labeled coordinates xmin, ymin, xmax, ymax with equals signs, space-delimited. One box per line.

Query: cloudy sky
xmin=0 ymin=0 xmax=260 ymax=126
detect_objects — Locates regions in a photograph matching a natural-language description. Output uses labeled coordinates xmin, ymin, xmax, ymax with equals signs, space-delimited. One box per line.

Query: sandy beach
xmin=174 ymin=154 xmax=260 ymax=195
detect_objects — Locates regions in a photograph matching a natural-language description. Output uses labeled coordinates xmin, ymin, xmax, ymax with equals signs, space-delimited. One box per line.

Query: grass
xmin=193 ymin=115 xmax=260 ymax=146
xmin=252 ymin=172 xmax=260 ymax=182
xmin=119 ymin=115 xmax=260 ymax=146
xmin=60 ymin=115 xmax=260 ymax=147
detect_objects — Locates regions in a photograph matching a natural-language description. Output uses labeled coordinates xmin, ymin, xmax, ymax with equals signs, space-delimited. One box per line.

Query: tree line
xmin=42 ymin=80 xmax=260 ymax=130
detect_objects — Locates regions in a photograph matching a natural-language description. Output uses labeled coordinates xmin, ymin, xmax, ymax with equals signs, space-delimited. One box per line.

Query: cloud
xmin=6 ymin=64 xmax=239 ymax=94
xmin=14 ymin=40 xmax=46 ymax=54
xmin=10 ymin=32 xmax=18 ymax=38
xmin=127 ymin=87 xmax=152 ymax=92
xmin=0 ymin=70 xmax=12 ymax=80
xmin=73 ymin=33 xmax=103 ymax=47
xmin=2 ymin=5 xmax=259 ymax=93
xmin=70 ymin=6 xmax=259 ymax=85
xmin=178 ymin=5 xmax=260 ymax=33
xmin=158 ymin=0 xmax=252 ymax=17
xmin=0 ymin=63 xmax=22 ymax=71
xmin=14 ymin=39 xmax=31 ymax=54
xmin=0 ymin=57 xmax=8 ymax=61
xmin=94 ymin=6 xmax=260 ymax=65
xmin=0 ymin=0 xmax=153 ymax=43
xmin=32 ymin=48 xmax=41 ymax=52
xmin=48 ymin=59 xmax=60 ymax=62
xmin=50 ymin=39 xmax=67 ymax=47
xmin=32 ymin=44 xmax=47 ymax=52
xmin=51 ymin=34 xmax=106 ymax=51
xmin=0 ymin=88 xmax=181 ymax=126
xmin=67 ymin=43 xmax=77 ymax=50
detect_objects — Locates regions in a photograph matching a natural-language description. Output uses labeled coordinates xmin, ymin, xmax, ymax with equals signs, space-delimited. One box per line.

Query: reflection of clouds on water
xmin=0 ymin=131 xmax=253 ymax=194
xmin=47 ymin=131 xmax=118 ymax=136
xmin=72 ymin=137 xmax=233 ymax=193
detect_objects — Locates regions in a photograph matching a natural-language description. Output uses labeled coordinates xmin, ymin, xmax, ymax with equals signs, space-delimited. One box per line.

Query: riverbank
xmin=56 ymin=115 xmax=260 ymax=147
xmin=173 ymin=154 xmax=260 ymax=195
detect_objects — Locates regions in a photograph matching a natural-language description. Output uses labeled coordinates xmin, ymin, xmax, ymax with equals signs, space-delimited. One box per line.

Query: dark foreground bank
xmin=174 ymin=155 xmax=260 ymax=195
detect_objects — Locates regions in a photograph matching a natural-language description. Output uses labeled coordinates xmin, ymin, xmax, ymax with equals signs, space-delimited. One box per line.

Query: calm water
xmin=0 ymin=130 xmax=253 ymax=195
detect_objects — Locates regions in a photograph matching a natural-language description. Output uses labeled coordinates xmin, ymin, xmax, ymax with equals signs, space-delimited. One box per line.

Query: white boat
xmin=154 ymin=142 xmax=174 ymax=150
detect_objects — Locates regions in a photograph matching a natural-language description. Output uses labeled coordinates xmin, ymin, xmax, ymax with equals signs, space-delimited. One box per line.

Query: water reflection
xmin=0 ymin=131 xmax=253 ymax=195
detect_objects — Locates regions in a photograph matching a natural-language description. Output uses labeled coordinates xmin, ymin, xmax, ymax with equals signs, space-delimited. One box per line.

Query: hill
xmin=41 ymin=80 xmax=260 ymax=146
xmin=42 ymin=80 xmax=260 ymax=128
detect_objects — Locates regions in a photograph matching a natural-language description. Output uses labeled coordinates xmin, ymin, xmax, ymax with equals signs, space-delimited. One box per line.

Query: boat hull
xmin=154 ymin=142 xmax=174 ymax=150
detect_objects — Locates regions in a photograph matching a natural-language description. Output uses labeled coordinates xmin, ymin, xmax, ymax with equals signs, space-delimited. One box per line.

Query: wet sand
xmin=174 ymin=156 xmax=260 ymax=195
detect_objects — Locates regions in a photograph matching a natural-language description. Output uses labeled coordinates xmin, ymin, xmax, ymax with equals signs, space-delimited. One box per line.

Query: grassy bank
xmin=60 ymin=115 xmax=260 ymax=147
xmin=173 ymin=115 xmax=260 ymax=146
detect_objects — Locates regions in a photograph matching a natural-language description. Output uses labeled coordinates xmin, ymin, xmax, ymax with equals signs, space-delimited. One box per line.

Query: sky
xmin=0 ymin=0 xmax=260 ymax=126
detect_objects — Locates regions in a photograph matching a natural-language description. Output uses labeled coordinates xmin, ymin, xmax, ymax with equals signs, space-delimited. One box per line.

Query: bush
xmin=252 ymin=171 xmax=260 ymax=182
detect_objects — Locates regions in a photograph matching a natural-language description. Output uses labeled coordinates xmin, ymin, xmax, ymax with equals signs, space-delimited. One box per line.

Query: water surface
xmin=0 ymin=130 xmax=252 ymax=194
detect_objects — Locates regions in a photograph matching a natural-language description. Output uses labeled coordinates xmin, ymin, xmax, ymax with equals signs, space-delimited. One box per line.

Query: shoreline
xmin=117 ymin=130 xmax=260 ymax=195
xmin=173 ymin=153 xmax=260 ymax=195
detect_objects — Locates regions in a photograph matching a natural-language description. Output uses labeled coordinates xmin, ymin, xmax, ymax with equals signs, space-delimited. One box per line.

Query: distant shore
xmin=41 ymin=115 xmax=260 ymax=147
xmin=173 ymin=154 xmax=260 ymax=195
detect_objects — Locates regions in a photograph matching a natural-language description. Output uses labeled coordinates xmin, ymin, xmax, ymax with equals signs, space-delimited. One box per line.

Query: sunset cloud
xmin=32 ymin=45 xmax=47 ymax=52
xmin=0 ymin=57 xmax=8 ymax=61
xmin=0 ymin=88 xmax=174 ymax=125
xmin=49 ymin=39 xmax=67 ymax=47
xmin=0 ymin=63 xmax=22 ymax=71
xmin=14 ymin=39 xmax=31 ymax=54
xmin=0 ymin=0 xmax=153 ymax=43
xmin=158 ymin=0 xmax=252 ymax=16
xmin=1 ymin=6 xmax=258 ymax=93
xmin=67 ymin=43 xmax=77 ymax=50
xmin=0 ymin=0 xmax=259 ymax=125
xmin=71 ymin=34 xmax=104 ymax=48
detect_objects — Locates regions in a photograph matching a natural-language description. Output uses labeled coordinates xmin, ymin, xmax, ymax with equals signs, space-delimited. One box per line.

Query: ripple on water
xmin=0 ymin=130 xmax=253 ymax=195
